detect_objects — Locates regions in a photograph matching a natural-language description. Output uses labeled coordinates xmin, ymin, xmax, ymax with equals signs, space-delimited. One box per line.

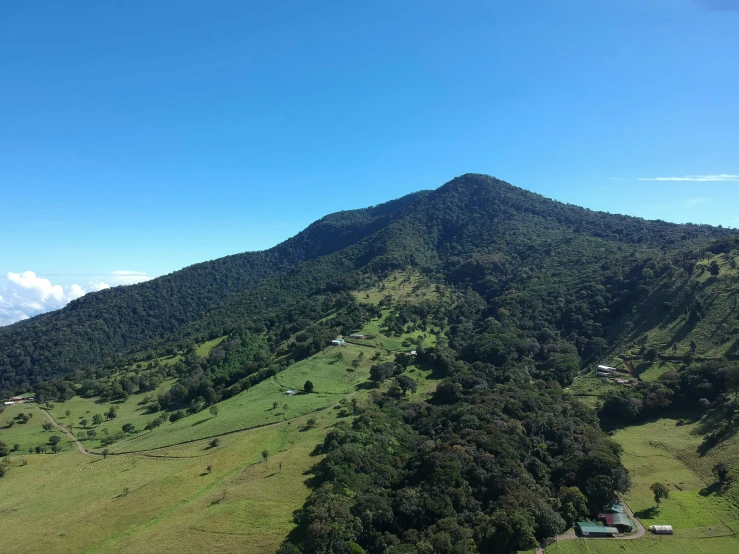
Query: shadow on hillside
xmin=634 ymin=506 xmax=659 ymax=519
xmin=700 ymin=482 xmax=721 ymax=496
xmin=191 ymin=417 xmax=212 ymax=426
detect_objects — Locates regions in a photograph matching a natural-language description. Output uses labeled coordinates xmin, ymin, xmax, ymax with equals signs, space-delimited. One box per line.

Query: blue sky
xmin=1 ymin=0 xmax=738 ymax=324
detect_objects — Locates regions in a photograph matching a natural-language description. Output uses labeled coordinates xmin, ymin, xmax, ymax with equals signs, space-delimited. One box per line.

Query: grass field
xmin=545 ymin=536 xmax=739 ymax=554
xmin=538 ymin=416 xmax=739 ymax=553
xmin=0 ymin=335 xmax=441 ymax=553
xmin=103 ymin=343 xmax=389 ymax=453
xmin=615 ymin=417 xmax=739 ymax=537
xmin=0 ymin=405 xmax=337 ymax=553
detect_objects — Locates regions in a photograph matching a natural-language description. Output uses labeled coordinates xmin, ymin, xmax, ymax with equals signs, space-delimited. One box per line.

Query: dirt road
xmin=37 ymin=407 xmax=99 ymax=456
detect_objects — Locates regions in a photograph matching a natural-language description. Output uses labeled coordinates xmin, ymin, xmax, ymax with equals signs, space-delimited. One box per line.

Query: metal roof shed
xmin=649 ymin=525 xmax=673 ymax=535
xmin=576 ymin=522 xmax=619 ymax=537
xmin=599 ymin=513 xmax=634 ymax=531
xmin=602 ymin=502 xmax=625 ymax=514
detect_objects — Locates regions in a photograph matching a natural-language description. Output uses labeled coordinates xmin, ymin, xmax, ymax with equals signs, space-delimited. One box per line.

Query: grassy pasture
xmin=0 ymin=339 xmax=440 ymax=553
xmin=545 ymin=536 xmax=739 ymax=554
xmin=614 ymin=417 xmax=739 ymax=536
xmin=107 ymin=343 xmax=388 ymax=453
xmin=0 ymin=406 xmax=338 ymax=554
xmin=535 ymin=416 xmax=739 ymax=553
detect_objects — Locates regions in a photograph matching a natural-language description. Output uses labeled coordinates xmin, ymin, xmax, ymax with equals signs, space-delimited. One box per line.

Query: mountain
xmin=3 ymin=174 xmax=739 ymax=554
xmin=0 ymin=175 xmax=733 ymax=393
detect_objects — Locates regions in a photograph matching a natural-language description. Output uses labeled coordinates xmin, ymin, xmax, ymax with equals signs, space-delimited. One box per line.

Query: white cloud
xmin=637 ymin=174 xmax=739 ymax=182
xmin=0 ymin=269 xmax=153 ymax=326
xmin=0 ymin=271 xmax=87 ymax=326
xmin=110 ymin=270 xmax=151 ymax=285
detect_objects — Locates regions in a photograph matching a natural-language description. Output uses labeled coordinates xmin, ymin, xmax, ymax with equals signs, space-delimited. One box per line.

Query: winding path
xmin=37 ymin=407 xmax=99 ymax=457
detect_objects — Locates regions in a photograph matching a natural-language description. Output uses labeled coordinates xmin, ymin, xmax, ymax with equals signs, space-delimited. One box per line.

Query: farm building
xmin=409 ymin=350 xmax=417 ymax=356
xmin=10 ymin=395 xmax=34 ymax=402
xmin=602 ymin=502 xmax=625 ymax=514
xmin=349 ymin=334 xmax=366 ymax=339
xmin=331 ymin=339 xmax=345 ymax=346
xmin=576 ymin=522 xmax=619 ymax=537
xmin=598 ymin=365 xmax=617 ymax=372
xmin=598 ymin=512 xmax=634 ymax=532
xmin=649 ymin=525 xmax=673 ymax=535
xmin=3 ymin=401 xmax=14 ymax=406
xmin=285 ymin=390 xmax=296 ymax=396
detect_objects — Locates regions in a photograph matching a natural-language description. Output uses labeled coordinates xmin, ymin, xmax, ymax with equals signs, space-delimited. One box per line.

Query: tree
xmin=209 ymin=438 xmax=220 ymax=448
xmin=0 ymin=465 xmax=5 ymax=478
xmin=261 ymin=449 xmax=269 ymax=463
xmin=395 ymin=353 xmax=413 ymax=369
xmin=304 ymin=380 xmax=314 ymax=393
xmin=650 ymin=482 xmax=669 ymax=506
xmin=52 ymin=444 xmax=62 ymax=454
xmin=396 ymin=375 xmax=417 ymax=395
xmin=87 ymin=429 xmax=97 ymax=439
xmin=272 ymin=401 xmax=279 ymax=410
xmin=370 ymin=362 xmax=395 ymax=383
xmin=0 ymin=441 xmax=9 ymax=457
xmin=709 ymin=261 xmax=720 ymax=276
xmin=65 ymin=410 xmax=71 ymax=417
xmin=106 ymin=406 xmax=118 ymax=420
xmin=209 ymin=405 xmax=219 ymax=417
xmin=207 ymin=465 xmax=213 ymax=474
xmin=48 ymin=435 xmax=62 ymax=445
xmin=92 ymin=414 xmax=103 ymax=426
xmin=713 ymin=462 xmax=733 ymax=489
xmin=102 ymin=448 xmax=110 ymax=458
xmin=122 ymin=423 xmax=135 ymax=434
xmin=42 ymin=422 xmax=53 ymax=431
xmin=644 ymin=348 xmax=658 ymax=362
xmin=306 ymin=417 xmax=317 ymax=429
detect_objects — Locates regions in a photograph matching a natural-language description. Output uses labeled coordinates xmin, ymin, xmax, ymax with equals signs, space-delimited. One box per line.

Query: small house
xmin=409 ymin=350 xmax=417 ymax=356
xmin=598 ymin=512 xmax=634 ymax=532
xmin=597 ymin=365 xmax=617 ymax=372
xmin=331 ymin=339 xmax=345 ymax=346
xmin=285 ymin=390 xmax=296 ymax=396
xmin=576 ymin=522 xmax=618 ymax=537
xmin=349 ymin=334 xmax=366 ymax=339
xmin=649 ymin=525 xmax=673 ymax=535
xmin=3 ymin=401 xmax=14 ymax=406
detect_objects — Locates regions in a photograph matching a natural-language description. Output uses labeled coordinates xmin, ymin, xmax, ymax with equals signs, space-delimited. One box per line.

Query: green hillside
xmin=3 ymin=174 xmax=739 ymax=554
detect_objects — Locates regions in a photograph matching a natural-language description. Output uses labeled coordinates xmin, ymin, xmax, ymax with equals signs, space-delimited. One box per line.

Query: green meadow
xmin=105 ymin=342 xmax=389 ymax=453
xmin=538 ymin=416 xmax=739 ymax=553
xmin=0 ymin=405 xmax=338 ymax=554
xmin=1 ymin=337 xmax=443 ymax=553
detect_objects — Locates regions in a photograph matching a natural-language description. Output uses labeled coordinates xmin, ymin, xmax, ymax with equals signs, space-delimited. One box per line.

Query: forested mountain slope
xmin=0 ymin=190 xmax=428 ymax=389
xmin=0 ymin=174 xmax=732 ymax=394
